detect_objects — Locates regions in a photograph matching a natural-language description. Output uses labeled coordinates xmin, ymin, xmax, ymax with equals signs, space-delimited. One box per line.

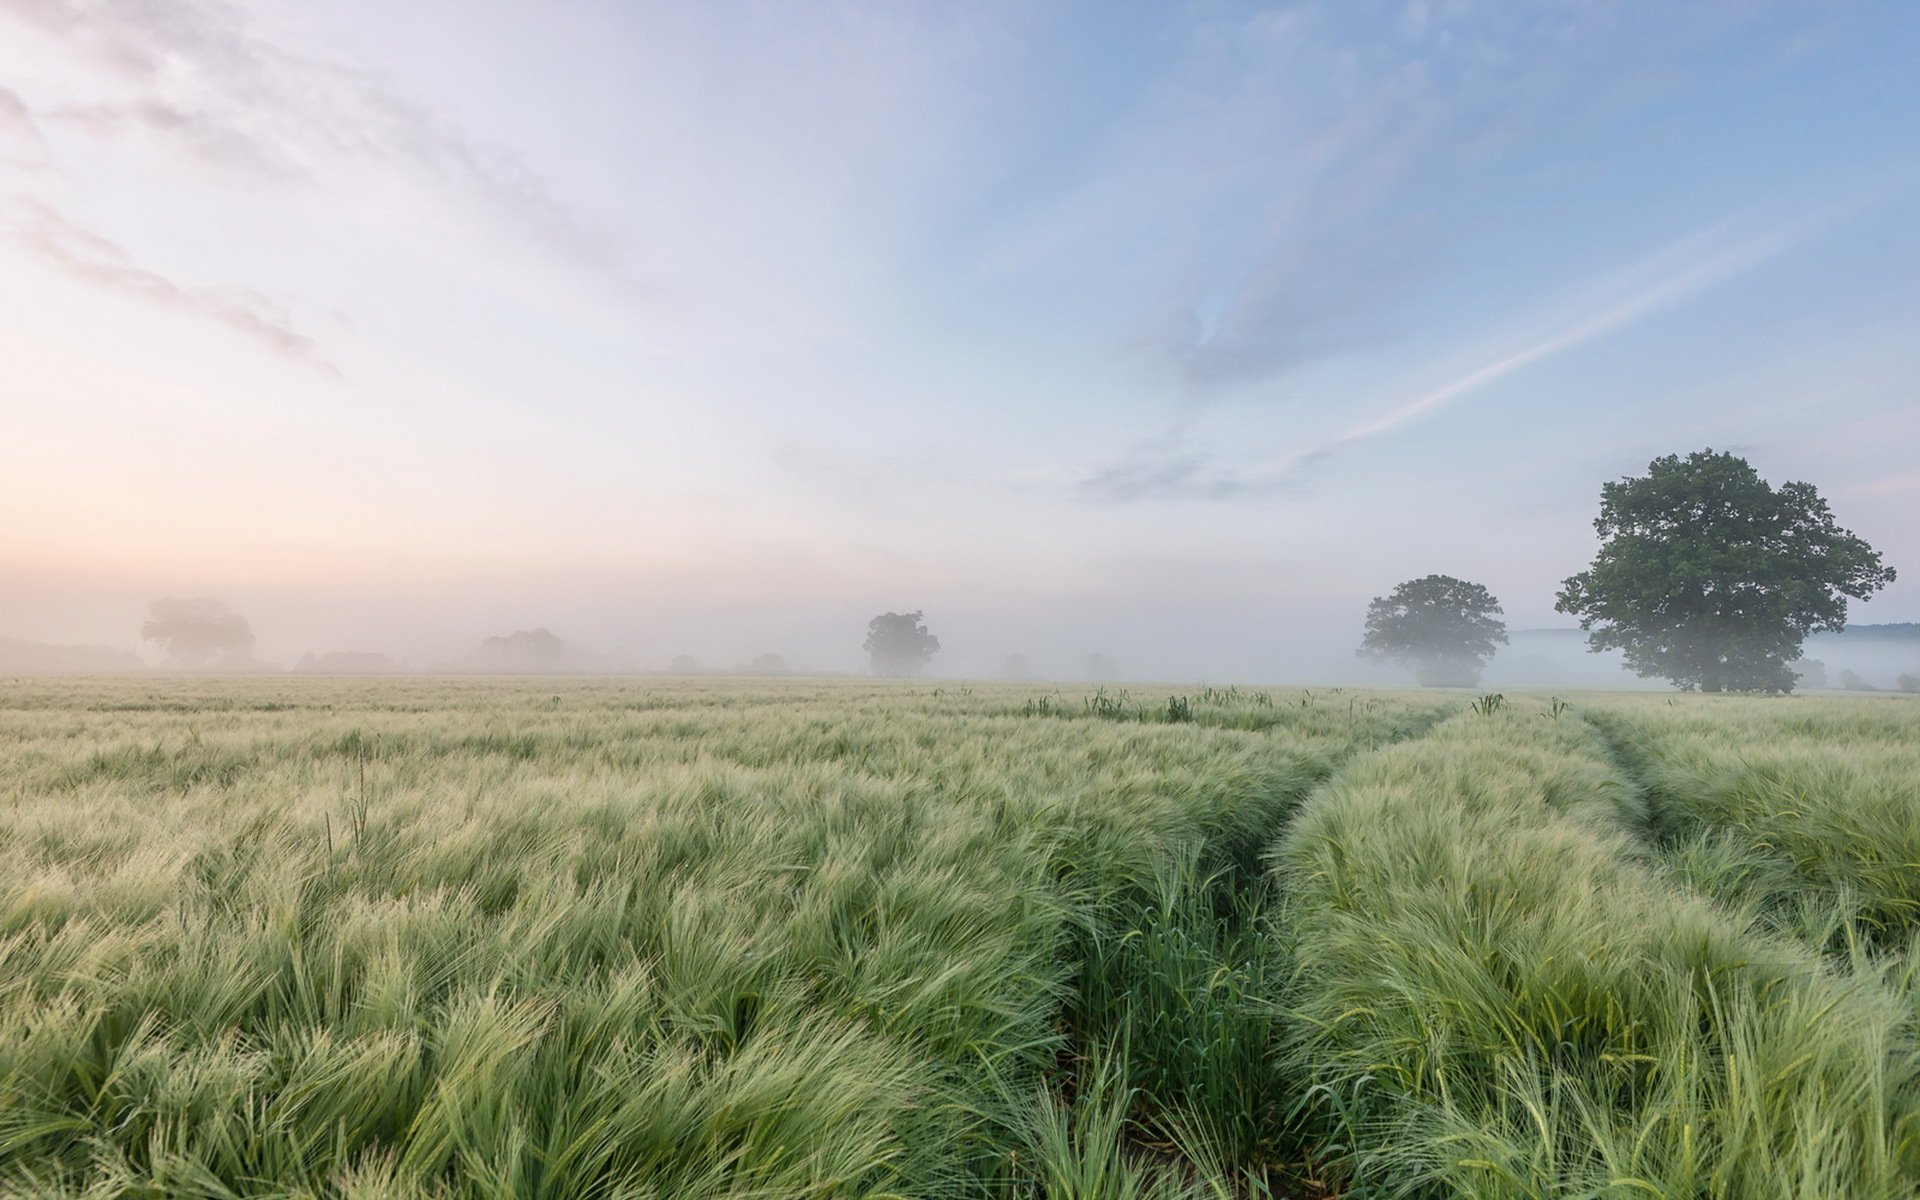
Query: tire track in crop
xmin=1584 ymin=699 xmax=1920 ymax=959
xmin=1271 ymin=700 xmax=1920 ymax=1199
xmin=1048 ymin=693 xmax=1457 ymax=1192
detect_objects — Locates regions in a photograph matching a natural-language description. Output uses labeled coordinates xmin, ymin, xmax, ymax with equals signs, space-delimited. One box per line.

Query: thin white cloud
xmin=0 ymin=194 xmax=339 ymax=373
xmin=1333 ymin=224 xmax=1801 ymax=446
xmin=1075 ymin=200 xmax=1878 ymax=502
xmin=0 ymin=82 xmax=50 ymax=162
xmin=0 ymin=0 xmax=615 ymax=273
xmin=981 ymin=3 xmax=1770 ymax=400
xmin=1317 ymin=187 xmax=1906 ymax=457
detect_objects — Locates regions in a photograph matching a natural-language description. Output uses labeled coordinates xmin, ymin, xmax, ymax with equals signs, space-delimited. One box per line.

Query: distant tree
xmin=1084 ymin=652 xmax=1119 ymax=682
xmin=141 ymin=597 xmax=255 ymax=667
xmin=1557 ymin=450 xmax=1896 ymax=693
xmin=1358 ymin=575 xmax=1508 ymax=687
xmin=747 ymin=652 xmax=789 ymax=675
xmin=469 ymin=627 xmax=572 ymax=672
xmin=1839 ymin=669 xmax=1877 ymax=692
xmin=1898 ymin=673 xmax=1919 ymax=694
xmin=484 ymin=628 xmax=566 ymax=659
xmin=999 ymin=653 xmax=1032 ymax=680
xmin=864 ymin=611 xmax=939 ymax=677
xmin=667 ymin=654 xmax=703 ymax=674
xmin=1795 ymin=658 xmax=1828 ymax=690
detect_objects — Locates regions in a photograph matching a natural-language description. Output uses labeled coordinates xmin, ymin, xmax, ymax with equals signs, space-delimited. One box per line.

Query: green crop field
xmin=2 ymin=678 xmax=1918 ymax=1199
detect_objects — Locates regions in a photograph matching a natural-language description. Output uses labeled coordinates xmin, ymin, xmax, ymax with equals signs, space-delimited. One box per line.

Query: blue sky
xmin=2 ymin=0 xmax=1916 ymax=679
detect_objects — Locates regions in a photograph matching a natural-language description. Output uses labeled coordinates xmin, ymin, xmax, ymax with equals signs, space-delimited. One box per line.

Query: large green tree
xmin=1556 ymin=450 xmax=1895 ymax=692
xmin=1358 ymin=575 xmax=1508 ymax=687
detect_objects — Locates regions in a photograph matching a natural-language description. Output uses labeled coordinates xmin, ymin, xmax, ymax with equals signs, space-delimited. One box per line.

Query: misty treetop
xmin=140 ymin=597 xmax=256 ymax=667
xmin=1358 ymin=575 xmax=1508 ymax=687
xmin=1557 ymin=449 xmax=1895 ymax=693
xmin=864 ymin=611 xmax=940 ymax=677
xmin=462 ymin=627 xmax=622 ymax=674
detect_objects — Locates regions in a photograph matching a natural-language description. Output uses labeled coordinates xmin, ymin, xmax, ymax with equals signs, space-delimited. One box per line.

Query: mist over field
xmin=0 ymin=584 xmax=1662 ymax=684
xmin=3 ymin=1 xmax=1918 ymax=692
xmin=8 ymin=578 xmax=1920 ymax=689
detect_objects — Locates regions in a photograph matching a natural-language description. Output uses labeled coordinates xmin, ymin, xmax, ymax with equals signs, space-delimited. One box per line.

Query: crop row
xmin=1587 ymin=697 xmax=1920 ymax=958
xmin=10 ymin=678 xmax=1915 ymax=1197
xmin=1275 ymin=701 xmax=1920 ymax=1197
xmin=0 ymin=678 xmax=1441 ymax=1198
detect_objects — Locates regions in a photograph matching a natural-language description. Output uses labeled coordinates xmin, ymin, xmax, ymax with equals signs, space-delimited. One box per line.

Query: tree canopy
xmin=1555 ymin=449 xmax=1895 ymax=692
xmin=141 ymin=597 xmax=255 ymax=667
xmin=1358 ymin=575 xmax=1508 ymax=687
xmin=863 ymin=611 xmax=939 ymax=677
xmin=466 ymin=628 xmax=586 ymax=673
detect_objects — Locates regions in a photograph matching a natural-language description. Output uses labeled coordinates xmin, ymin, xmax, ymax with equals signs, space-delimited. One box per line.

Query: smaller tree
xmin=747 ymin=652 xmax=789 ymax=675
xmin=470 ymin=627 xmax=571 ymax=671
xmin=1839 ymin=669 xmax=1877 ymax=692
xmin=1358 ymin=575 xmax=1508 ymax=687
xmin=864 ymin=611 xmax=940 ymax=677
xmin=142 ymin=597 xmax=255 ymax=667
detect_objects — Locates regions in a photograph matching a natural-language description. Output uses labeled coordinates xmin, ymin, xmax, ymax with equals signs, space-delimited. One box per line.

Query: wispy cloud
xmin=1310 ymin=194 xmax=1895 ymax=455
xmin=1339 ymin=225 xmax=1800 ymax=444
xmin=984 ymin=3 xmax=1767 ymax=402
xmin=1075 ymin=449 xmax=1259 ymax=504
xmin=0 ymin=0 xmax=615 ymax=273
xmin=1075 ymin=206 xmax=1860 ymax=503
xmin=0 ymin=82 xmax=50 ymax=162
xmin=0 ymin=194 xmax=339 ymax=373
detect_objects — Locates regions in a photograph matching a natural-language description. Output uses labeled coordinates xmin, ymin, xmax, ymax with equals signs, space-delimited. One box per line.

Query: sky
xmin=2 ymin=0 xmax=1918 ymax=681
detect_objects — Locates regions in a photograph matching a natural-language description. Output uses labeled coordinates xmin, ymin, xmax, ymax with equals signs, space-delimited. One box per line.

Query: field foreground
xmin=2 ymin=678 xmax=1918 ymax=1198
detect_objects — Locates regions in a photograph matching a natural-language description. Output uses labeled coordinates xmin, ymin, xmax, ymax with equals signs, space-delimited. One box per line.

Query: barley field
xmin=1 ymin=678 xmax=1917 ymax=1198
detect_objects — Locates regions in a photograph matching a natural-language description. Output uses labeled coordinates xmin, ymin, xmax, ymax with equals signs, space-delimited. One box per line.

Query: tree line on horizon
xmin=880 ymin=449 xmax=1902 ymax=693
xmin=62 ymin=448 xmax=1910 ymax=694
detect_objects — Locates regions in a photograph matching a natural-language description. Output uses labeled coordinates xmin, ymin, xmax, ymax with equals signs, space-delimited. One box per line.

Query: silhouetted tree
xmin=864 ymin=611 xmax=939 ymax=677
xmin=668 ymin=654 xmax=702 ymax=674
xmin=1084 ymin=652 xmax=1118 ymax=682
xmin=1898 ymin=673 xmax=1919 ymax=694
xmin=469 ymin=627 xmax=572 ymax=671
xmin=1557 ymin=450 xmax=1895 ymax=692
xmin=1840 ymin=669 xmax=1877 ymax=692
xmin=747 ymin=653 xmax=789 ymax=675
xmin=999 ymin=653 xmax=1032 ymax=680
xmin=489 ymin=629 xmax=564 ymax=657
xmin=141 ymin=597 xmax=255 ymax=667
xmin=1358 ymin=575 xmax=1508 ymax=686
xmin=1795 ymin=658 xmax=1828 ymax=690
